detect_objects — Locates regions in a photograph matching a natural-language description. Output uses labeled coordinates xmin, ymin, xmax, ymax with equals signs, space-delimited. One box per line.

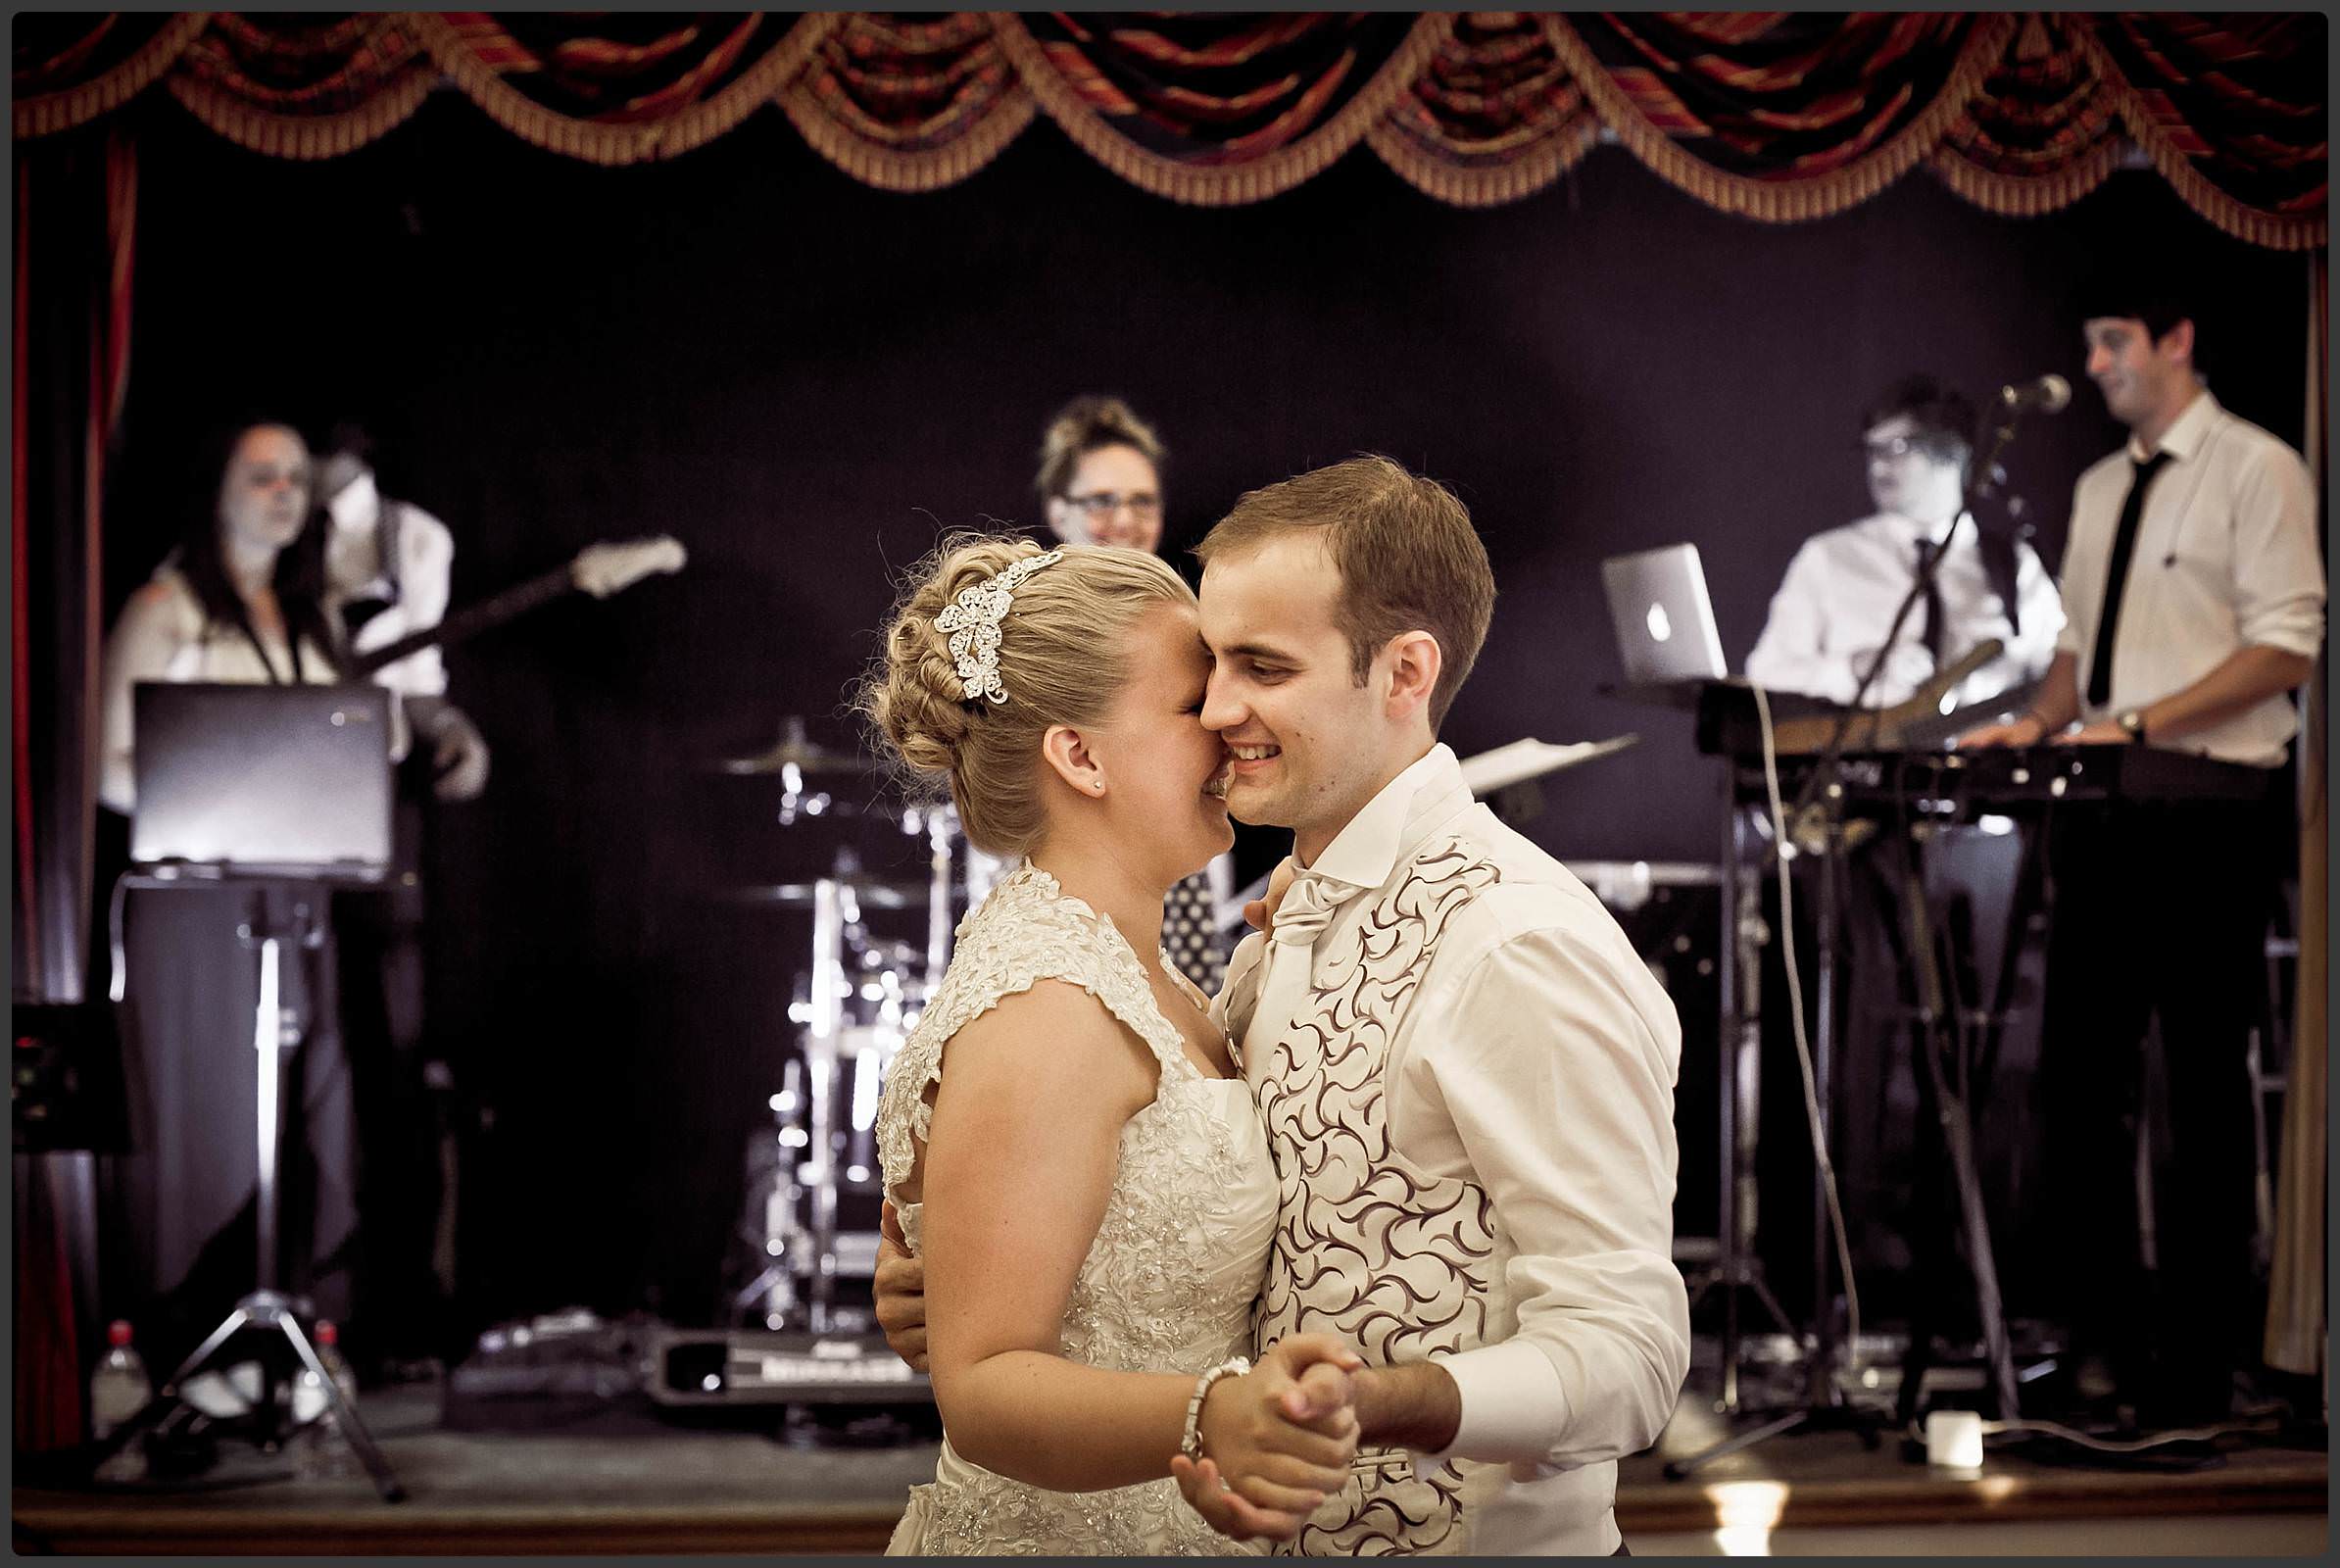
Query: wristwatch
xmin=2117 ymin=709 xmax=2148 ymax=744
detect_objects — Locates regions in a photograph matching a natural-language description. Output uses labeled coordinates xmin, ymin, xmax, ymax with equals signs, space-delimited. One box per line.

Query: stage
xmin=15 ymin=1358 xmax=2325 ymax=1556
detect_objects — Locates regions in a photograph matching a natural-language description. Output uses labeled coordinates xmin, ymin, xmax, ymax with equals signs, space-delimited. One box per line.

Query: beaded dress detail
xmin=877 ymin=862 xmax=1276 ymax=1556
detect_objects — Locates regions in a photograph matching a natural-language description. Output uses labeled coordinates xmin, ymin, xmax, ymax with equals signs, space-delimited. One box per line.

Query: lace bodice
xmin=877 ymin=862 xmax=1276 ymax=1556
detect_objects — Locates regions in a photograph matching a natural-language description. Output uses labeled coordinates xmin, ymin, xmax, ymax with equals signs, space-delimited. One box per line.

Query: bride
xmin=858 ymin=535 xmax=1361 ymax=1555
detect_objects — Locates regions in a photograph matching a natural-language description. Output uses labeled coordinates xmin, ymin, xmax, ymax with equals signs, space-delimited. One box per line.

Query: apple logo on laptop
xmin=1646 ymin=603 xmax=1673 ymax=643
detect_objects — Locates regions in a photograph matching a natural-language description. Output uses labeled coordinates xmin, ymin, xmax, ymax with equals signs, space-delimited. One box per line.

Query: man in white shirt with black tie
xmin=1748 ymin=374 xmax=2064 ymax=711
xmin=1958 ymin=271 xmax=2324 ymax=1425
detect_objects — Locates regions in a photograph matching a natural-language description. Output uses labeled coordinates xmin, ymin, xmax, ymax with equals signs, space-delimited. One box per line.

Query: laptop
xmin=1600 ymin=544 xmax=1730 ymax=686
xmin=130 ymin=682 xmax=394 ymax=881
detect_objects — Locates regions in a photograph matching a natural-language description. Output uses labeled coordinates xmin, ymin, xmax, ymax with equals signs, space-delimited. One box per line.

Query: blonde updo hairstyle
xmin=860 ymin=533 xmax=1194 ymax=858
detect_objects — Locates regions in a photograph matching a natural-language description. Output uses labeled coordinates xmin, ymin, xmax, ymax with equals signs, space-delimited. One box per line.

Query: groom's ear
xmin=1040 ymin=723 xmax=1104 ymax=794
xmin=1381 ymin=631 xmax=1441 ymax=724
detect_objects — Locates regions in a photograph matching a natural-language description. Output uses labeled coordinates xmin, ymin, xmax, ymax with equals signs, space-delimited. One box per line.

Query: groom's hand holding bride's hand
xmin=1168 ymin=1334 xmax=1362 ymax=1542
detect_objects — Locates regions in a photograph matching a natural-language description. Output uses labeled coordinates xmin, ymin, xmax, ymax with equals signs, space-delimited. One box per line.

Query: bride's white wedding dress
xmin=877 ymin=862 xmax=1276 ymax=1556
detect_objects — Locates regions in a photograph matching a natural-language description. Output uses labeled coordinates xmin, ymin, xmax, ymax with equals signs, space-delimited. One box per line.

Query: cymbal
xmin=716 ymin=881 xmax=930 ymax=910
xmin=710 ymin=736 xmax=875 ymax=776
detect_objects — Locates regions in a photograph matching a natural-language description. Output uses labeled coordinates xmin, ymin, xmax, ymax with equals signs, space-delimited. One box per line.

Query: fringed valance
xmin=13 ymin=13 xmax=2325 ymax=246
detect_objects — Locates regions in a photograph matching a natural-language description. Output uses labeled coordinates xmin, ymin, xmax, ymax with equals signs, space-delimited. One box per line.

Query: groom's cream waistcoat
xmin=1218 ymin=744 xmax=1689 ymax=1558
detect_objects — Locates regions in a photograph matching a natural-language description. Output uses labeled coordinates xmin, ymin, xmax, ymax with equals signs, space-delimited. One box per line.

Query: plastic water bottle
xmin=90 ymin=1320 xmax=152 ymax=1482
xmin=89 ymin=1321 xmax=151 ymax=1441
xmin=315 ymin=1320 xmax=361 ymax=1412
xmin=292 ymin=1321 xmax=362 ymax=1480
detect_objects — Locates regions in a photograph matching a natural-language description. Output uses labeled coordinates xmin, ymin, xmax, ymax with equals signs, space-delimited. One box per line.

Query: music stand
xmin=92 ymin=684 xmax=407 ymax=1501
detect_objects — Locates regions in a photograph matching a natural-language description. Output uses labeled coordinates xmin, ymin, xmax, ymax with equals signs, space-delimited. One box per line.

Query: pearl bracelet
xmin=1179 ymin=1356 xmax=1250 ymax=1462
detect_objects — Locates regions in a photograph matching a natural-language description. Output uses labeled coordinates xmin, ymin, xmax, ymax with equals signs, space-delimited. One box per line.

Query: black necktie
xmin=1914 ymin=537 xmax=1946 ymax=672
xmin=2085 ymin=451 xmax=2172 ymax=707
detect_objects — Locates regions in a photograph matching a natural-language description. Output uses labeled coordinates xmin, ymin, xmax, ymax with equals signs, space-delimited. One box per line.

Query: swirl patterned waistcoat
xmin=1250 ymin=839 xmax=1504 ymax=1557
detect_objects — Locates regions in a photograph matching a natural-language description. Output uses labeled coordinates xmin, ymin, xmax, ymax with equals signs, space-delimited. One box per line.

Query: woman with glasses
xmin=1031 ymin=398 xmax=1234 ymax=995
xmin=1038 ymin=396 xmax=1169 ymax=554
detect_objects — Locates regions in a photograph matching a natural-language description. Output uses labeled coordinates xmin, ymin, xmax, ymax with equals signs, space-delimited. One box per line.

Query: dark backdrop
xmin=102 ymin=92 xmax=2315 ymax=1333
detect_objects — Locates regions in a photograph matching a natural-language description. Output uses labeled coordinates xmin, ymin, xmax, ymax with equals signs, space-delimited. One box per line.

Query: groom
xmin=882 ymin=456 xmax=1689 ymax=1554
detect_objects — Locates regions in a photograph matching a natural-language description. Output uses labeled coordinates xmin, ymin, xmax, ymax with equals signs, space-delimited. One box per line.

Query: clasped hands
xmin=1171 ymin=1334 xmax=1363 ymax=1542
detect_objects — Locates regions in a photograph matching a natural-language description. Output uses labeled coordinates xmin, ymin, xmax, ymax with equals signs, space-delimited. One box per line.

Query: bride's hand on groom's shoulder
xmin=1170 ymin=1335 xmax=1363 ymax=1541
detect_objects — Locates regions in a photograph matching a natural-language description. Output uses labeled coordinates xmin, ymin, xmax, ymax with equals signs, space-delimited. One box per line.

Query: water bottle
xmin=89 ymin=1320 xmax=152 ymax=1482
xmin=89 ymin=1321 xmax=151 ymax=1441
xmin=314 ymin=1320 xmax=361 ymax=1412
xmin=292 ymin=1321 xmax=362 ymax=1480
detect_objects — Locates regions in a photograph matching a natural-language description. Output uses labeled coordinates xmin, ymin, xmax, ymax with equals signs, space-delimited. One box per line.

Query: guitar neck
xmin=351 ymin=562 xmax=574 ymax=679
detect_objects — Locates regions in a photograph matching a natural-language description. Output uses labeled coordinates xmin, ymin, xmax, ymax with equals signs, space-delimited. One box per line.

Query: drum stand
xmin=736 ymin=815 xmax=948 ymax=1334
xmin=91 ymin=882 xmax=406 ymax=1501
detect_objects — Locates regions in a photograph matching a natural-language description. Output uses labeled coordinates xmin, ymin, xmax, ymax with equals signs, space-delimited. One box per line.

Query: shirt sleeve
xmin=1745 ymin=541 xmax=1845 ymax=701
xmin=2228 ymin=443 xmax=2327 ymax=659
xmin=1405 ymin=923 xmax=1690 ymax=1472
xmin=2010 ymin=540 xmax=2068 ymax=683
xmin=375 ymin=503 xmax=454 ymax=698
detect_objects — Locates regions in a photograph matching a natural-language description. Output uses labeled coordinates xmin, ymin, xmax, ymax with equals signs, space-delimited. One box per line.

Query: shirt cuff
xmin=1406 ymin=1339 xmax=1570 ymax=1479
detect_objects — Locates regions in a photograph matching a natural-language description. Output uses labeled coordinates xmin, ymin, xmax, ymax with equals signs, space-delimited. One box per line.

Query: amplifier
xmin=646 ymin=1327 xmax=934 ymax=1407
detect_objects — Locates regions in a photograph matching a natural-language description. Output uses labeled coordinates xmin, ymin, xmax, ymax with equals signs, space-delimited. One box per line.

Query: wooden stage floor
xmin=15 ymin=1375 xmax=2328 ymax=1554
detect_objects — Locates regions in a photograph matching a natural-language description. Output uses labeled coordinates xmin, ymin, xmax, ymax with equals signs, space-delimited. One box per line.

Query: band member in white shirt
xmin=1748 ymin=374 xmax=2064 ymax=711
xmin=1959 ymin=270 xmax=2325 ymax=1425
xmin=318 ymin=425 xmax=490 ymax=803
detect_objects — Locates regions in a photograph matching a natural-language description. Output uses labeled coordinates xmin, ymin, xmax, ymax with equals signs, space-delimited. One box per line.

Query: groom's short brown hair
xmin=1195 ymin=455 xmax=1494 ymax=731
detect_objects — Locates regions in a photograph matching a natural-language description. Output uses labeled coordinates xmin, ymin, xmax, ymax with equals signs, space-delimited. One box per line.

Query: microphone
xmin=1998 ymin=373 xmax=2072 ymax=415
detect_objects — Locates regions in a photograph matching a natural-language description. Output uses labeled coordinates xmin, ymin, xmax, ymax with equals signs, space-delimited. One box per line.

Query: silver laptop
xmin=1600 ymin=544 xmax=1729 ymax=686
xmin=130 ymin=683 xmax=394 ymax=881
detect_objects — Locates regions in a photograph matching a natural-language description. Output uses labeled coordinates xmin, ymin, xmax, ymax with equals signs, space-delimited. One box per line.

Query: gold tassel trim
xmin=14 ymin=13 xmax=213 ymax=139
xmin=2074 ymin=24 xmax=2327 ymax=254
xmin=1541 ymin=12 xmax=2018 ymax=224
xmin=406 ymin=11 xmax=841 ymax=167
xmin=1364 ymin=115 xmax=1600 ymax=210
xmin=990 ymin=11 xmax=1453 ymax=207
xmin=779 ymin=80 xmax=1037 ymax=194
xmin=1929 ymin=136 xmax=2126 ymax=220
xmin=162 ymin=67 xmax=437 ymax=162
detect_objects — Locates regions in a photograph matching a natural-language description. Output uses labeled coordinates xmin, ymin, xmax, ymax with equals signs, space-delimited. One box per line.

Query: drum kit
xmin=705 ymin=719 xmax=999 ymax=1337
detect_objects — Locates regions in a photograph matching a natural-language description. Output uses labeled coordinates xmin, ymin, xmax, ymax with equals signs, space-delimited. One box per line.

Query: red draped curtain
xmin=11 ymin=13 xmax=2328 ymax=244
xmin=9 ymin=12 xmax=2328 ymax=1410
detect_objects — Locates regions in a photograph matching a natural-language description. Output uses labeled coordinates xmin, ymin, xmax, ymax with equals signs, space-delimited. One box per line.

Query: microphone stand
xmin=1672 ymin=404 xmax=2034 ymax=1477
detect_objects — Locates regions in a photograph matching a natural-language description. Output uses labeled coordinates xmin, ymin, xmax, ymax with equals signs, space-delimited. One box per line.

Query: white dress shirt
xmin=325 ymin=469 xmax=456 ymax=701
xmin=2055 ymin=390 xmax=2325 ymax=766
xmin=1746 ymin=511 xmax=2066 ymax=710
xmin=1216 ymin=744 xmax=1689 ymax=1555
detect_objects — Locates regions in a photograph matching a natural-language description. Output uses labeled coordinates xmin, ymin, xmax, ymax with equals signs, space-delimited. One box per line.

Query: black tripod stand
xmin=91 ymin=881 xmax=406 ymax=1501
xmin=1667 ymin=810 xmax=1892 ymax=1477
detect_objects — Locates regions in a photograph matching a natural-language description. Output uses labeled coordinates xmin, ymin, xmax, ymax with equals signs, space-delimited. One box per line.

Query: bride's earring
xmin=1089 ymin=780 xmax=1105 ymax=794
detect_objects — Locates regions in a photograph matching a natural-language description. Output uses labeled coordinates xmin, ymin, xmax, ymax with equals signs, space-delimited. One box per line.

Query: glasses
xmin=1862 ymin=435 xmax=1956 ymax=463
xmin=1062 ymin=490 xmax=1162 ymax=520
